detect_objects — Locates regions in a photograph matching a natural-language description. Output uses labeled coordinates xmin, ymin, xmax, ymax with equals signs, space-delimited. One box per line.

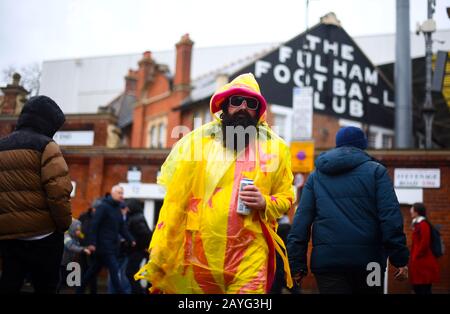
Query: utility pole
xmin=305 ymin=0 xmax=310 ymax=30
xmin=417 ymin=0 xmax=437 ymax=148
xmin=395 ymin=0 xmax=413 ymax=148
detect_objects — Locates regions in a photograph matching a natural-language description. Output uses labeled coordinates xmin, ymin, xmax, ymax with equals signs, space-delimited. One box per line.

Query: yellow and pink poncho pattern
xmin=135 ymin=73 xmax=294 ymax=294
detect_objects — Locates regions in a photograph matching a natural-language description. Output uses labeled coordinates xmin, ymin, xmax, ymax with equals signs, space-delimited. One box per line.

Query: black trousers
xmin=314 ymin=271 xmax=384 ymax=294
xmin=270 ymin=254 xmax=300 ymax=294
xmin=413 ymin=284 xmax=432 ymax=294
xmin=0 ymin=232 xmax=64 ymax=294
xmin=126 ymin=250 xmax=148 ymax=294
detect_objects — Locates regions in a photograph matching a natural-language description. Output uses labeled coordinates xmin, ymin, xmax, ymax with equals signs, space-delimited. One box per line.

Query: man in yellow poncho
xmin=136 ymin=73 xmax=294 ymax=294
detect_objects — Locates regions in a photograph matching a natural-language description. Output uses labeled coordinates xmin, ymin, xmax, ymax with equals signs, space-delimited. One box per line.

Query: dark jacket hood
xmin=315 ymin=146 xmax=372 ymax=175
xmin=126 ymin=199 xmax=143 ymax=215
xmin=16 ymin=95 xmax=65 ymax=138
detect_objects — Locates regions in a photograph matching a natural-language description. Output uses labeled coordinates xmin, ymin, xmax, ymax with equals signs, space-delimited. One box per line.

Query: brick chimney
xmin=124 ymin=69 xmax=138 ymax=96
xmin=136 ymin=51 xmax=155 ymax=97
xmin=0 ymin=73 xmax=29 ymax=115
xmin=174 ymin=33 xmax=194 ymax=92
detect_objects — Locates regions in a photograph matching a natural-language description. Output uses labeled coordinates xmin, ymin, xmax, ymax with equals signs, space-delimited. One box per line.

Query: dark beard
xmin=221 ymin=110 xmax=258 ymax=152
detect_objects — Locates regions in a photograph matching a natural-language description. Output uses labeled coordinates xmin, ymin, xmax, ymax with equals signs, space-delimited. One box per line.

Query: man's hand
xmin=394 ymin=266 xmax=408 ymax=281
xmin=131 ymin=241 xmax=136 ymax=247
xmin=83 ymin=248 xmax=91 ymax=255
xmin=87 ymin=245 xmax=96 ymax=253
xmin=239 ymin=185 xmax=266 ymax=211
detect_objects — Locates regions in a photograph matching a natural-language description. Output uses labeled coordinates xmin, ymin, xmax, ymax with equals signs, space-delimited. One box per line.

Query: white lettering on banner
xmin=314 ymin=92 xmax=325 ymax=110
xmin=274 ymin=64 xmax=291 ymax=84
xmin=296 ymin=51 xmax=313 ymax=68
xmin=279 ymin=46 xmax=293 ymax=63
xmin=313 ymin=73 xmax=327 ymax=92
xmin=350 ymin=100 xmax=364 ymax=117
xmin=255 ymin=60 xmax=272 ymax=78
xmin=314 ymin=55 xmax=328 ymax=73
xmin=253 ymin=31 xmax=394 ymax=120
xmin=349 ymin=82 xmax=363 ymax=100
xmin=349 ymin=64 xmax=363 ymax=81
xmin=333 ymin=78 xmax=346 ymax=96
xmin=305 ymin=34 xmax=321 ymax=51
xmin=383 ymin=90 xmax=395 ymax=107
xmin=323 ymin=39 xmax=339 ymax=56
xmin=334 ymin=59 xmax=348 ymax=78
xmin=341 ymin=44 xmax=355 ymax=61
xmin=365 ymin=68 xmax=378 ymax=85
xmin=332 ymin=97 xmax=346 ymax=114
xmin=293 ymin=69 xmax=304 ymax=87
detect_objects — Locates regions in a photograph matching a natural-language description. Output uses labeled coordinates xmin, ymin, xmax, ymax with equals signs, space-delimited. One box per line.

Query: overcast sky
xmin=1 ymin=0 xmax=449 ymax=85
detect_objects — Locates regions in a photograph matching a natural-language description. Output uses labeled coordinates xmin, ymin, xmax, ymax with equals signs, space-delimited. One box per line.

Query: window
xmin=158 ymin=123 xmax=166 ymax=148
xmin=147 ymin=116 xmax=168 ymax=148
xmin=382 ymin=134 xmax=393 ymax=149
xmin=368 ymin=132 xmax=377 ymax=149
xmin=150 ymin=126 xmax=158 ymax=148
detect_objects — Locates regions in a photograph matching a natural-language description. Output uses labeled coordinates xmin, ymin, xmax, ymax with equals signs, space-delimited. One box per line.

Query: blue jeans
xmin=76 ymin=253 xmax=123 ymax=294
xmin=107 ymin=256 xmax=131 ymax=294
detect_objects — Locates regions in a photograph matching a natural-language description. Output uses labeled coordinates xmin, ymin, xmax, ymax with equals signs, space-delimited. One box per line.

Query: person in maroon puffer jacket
xmin=409 ymin=203 xmax=440 ymax=294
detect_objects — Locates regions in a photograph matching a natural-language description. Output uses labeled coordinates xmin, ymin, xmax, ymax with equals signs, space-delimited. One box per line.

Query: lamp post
xmin=418 ymin=0 xmax=437 ymax=149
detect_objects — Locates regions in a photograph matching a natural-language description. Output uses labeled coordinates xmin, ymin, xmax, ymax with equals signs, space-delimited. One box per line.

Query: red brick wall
xmin=131 ymin=105 xmax=145 ymax=148
xmin=64 ymin=148 xmax=169 ymax=218
xmin=145 ymin=73 xmax=171 ymax=99
xmin=312 ymin=114 xmax=341 ymax=149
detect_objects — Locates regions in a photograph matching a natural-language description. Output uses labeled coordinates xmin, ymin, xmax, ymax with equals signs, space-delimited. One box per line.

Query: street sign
xmin=53 ymin=131 xmax=94 ymax=146
xmin=292 ymin=86 xmax=313 ymax=140
xmin=394 ymin=168 xmax=440 ymax=188
xmin=290 ymin=141 xmax=315 ymax=173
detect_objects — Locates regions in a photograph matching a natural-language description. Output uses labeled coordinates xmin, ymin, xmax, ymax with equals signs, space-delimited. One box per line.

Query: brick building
xmin=1 ymin=13 xmax=449 ymax=293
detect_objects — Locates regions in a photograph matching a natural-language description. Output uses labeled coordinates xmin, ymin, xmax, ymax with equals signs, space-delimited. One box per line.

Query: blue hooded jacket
xmin=287 ymin=146 xmax=409 ymax=274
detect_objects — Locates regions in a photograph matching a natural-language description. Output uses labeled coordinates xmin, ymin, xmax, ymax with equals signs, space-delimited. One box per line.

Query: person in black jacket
xmin=76 ymin=185 xmax=135 ymax=294
xmin=287 ymin=126 xmax=409 ymax=294
xmin=125 ymin=199 xmax=152 ymax=294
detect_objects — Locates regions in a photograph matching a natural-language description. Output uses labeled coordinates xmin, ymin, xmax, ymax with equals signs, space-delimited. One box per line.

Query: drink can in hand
xmin=237 ymin=178 xmax=254 ymax=215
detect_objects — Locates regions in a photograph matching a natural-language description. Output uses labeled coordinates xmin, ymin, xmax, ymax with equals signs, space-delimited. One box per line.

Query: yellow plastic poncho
xmin=135 ymin=73 xmax=294 ymax=294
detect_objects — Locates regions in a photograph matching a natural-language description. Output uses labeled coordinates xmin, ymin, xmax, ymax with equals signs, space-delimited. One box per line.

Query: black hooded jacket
xmin=0 ymin=96 xmax=73 ymax=239
xmin=126 ymin=199 xmax=152 ymax=251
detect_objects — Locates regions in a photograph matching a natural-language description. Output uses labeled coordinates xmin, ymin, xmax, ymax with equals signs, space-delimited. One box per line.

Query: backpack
xmin=426 ymin=220 xmax=444 ymax=258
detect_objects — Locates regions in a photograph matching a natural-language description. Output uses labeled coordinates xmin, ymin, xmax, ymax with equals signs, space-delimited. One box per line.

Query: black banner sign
xmin=235 ymin=24 xmax=395 ymax=129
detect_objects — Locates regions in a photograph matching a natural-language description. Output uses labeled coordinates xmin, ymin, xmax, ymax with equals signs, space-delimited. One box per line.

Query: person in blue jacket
xmin=287 ymin=126 xmax=409 ymax=294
